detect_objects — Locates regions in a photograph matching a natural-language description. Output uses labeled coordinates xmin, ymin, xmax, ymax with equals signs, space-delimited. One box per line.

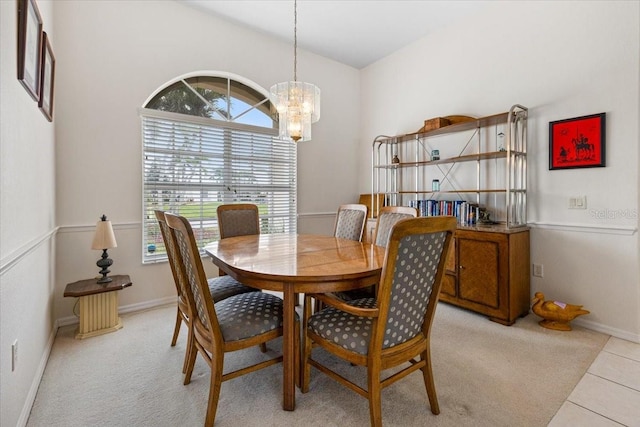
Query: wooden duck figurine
xmin=531 ymin=292 xmax=590 ymax=331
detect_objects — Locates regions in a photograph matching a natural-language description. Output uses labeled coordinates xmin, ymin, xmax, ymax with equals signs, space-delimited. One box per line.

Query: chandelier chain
xmin=293 ymin=0 xmax=297 ymax=81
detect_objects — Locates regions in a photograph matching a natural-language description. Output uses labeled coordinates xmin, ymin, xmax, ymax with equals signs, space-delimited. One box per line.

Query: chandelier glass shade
xmin=270 ymin=81 xmax=320 ymax=142
xmin=270 ymin=0 xmax=320 ymax=142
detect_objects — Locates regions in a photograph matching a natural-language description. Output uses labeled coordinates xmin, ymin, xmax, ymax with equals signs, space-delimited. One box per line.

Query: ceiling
xmin=182 ymin=0 xmax=490 ymax=69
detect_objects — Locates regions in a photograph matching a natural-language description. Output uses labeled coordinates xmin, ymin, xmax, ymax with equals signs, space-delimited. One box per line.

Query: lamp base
xmin=96 ymin=249 xmax=113 ymax=284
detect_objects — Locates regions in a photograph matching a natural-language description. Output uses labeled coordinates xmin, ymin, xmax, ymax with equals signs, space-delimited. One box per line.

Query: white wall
xmin=0 ymin=0 xmax=57 ymax=425
xmin=52 ymin=0 xmax=360 ymax=322
xmin=359 ymin=1 xmax=640 ymax=340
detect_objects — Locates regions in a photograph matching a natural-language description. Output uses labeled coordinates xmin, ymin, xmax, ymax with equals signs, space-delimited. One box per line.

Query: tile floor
xmin=549 ymin=336 xmax=640 ymax=426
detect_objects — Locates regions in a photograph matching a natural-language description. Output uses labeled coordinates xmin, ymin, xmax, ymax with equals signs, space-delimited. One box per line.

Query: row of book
xmin=409 ymin=199 xmax=481 ymax=226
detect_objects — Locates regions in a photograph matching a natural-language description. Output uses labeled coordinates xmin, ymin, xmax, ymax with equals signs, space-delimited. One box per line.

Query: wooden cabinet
xmin=365 ymin=220 xmax=530 ymax=324
xmin=440 ymin=226 xmax=530 ymax=325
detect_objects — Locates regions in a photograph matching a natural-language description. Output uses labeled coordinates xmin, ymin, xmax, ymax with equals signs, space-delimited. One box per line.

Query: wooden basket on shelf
xmin=417 ymin=115 xmax=476 ymax=133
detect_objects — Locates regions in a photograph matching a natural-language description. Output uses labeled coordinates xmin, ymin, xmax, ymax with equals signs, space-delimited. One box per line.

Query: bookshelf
xmin=369 ymin=104 xmax=530 ymax=325
xmin=371 ymin=105 xmax=528 ymax=227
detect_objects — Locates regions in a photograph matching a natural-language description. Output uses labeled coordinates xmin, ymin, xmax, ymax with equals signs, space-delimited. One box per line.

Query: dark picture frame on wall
xmin=38 ymin=32 xmax=55 ymax=121
xmin=17 ymin=0 xmax=43 ymax=101
xmin=549 ymin=112 xmax=606 ymax=170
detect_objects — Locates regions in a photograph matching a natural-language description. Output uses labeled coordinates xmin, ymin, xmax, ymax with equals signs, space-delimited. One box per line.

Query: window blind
xmin=140 ymin=108 xmax=296 ymax=263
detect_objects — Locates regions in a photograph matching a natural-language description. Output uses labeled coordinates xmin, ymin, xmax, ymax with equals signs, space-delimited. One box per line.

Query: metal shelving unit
xmin=371 ymin=104 xmax=528 ymax=228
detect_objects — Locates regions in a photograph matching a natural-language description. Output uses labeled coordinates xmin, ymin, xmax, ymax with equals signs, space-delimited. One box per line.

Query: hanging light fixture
xmin=270 ymin=0 xmax=320 ymax=142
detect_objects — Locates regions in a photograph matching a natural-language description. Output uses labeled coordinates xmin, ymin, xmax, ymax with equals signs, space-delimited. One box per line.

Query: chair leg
xmin=204 ymin=356 xmax=224 ymax=427
xmin=183 ymin=337 xmax=198 ymax=385
xmin=368 ymin=366 xmax=383 ymax=427
xmin=421 ymin=349 xmax=440 ymax=414
xmin=295 ymin=320 xmax=301 ymax=388
xmin=182 ymin=322 xmax=193 ymax=374
xmin=259 ymin=343 xmax=267 ymax=353
xmin=171 ymin=308 xmax=182 ymax=346
xmin=301 ymin=296 xmax=312 ymax=393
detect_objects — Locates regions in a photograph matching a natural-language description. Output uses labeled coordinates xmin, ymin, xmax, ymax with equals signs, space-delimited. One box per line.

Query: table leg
xmin=282 ymin=284 xmax=296 ymax=411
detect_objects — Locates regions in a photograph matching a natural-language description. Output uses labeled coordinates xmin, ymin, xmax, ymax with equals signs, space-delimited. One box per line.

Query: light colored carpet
xmin=27 ymin=302 xmax=608 ymax=426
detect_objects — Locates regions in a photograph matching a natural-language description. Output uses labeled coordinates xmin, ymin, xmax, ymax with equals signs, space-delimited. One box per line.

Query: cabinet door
xmin=440 ymin=238 xmax=457 ymax=297
xmin=457 ymin=233 xmax=508 ymax=316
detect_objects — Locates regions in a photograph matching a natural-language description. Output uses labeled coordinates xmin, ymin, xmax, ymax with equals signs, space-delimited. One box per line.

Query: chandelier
xmin=270 ymin=0 xmax=321 ymax=142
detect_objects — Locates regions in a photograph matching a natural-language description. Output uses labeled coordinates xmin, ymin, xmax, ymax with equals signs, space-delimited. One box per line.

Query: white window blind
xmin=140 ymin=108 xmax=296 ymax=263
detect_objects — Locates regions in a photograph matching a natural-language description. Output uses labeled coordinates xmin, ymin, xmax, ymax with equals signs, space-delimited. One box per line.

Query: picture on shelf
xmin=549 ymin=113 xmax=606 ymax=170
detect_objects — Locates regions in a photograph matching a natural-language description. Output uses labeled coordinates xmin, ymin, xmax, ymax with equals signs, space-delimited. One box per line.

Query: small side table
xmin=64 ymin=274 xmax=132 ymax=339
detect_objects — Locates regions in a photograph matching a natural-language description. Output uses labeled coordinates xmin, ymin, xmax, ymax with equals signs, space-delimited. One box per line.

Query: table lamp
xmin=91 ymin=214 xmax=117 ymax=284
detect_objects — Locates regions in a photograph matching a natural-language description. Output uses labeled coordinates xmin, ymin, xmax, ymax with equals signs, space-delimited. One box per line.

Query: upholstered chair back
xmin=373 ymin=206 xmax=418 ymax=247
xmin=217 ymin=204 xmax=260 ymax=239
xmin=333 ymin=204 xmax=368 ymax=241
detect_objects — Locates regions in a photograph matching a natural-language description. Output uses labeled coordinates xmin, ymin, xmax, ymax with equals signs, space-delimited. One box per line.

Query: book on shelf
xmin=409 ymin=199 xmax=481 ymax=226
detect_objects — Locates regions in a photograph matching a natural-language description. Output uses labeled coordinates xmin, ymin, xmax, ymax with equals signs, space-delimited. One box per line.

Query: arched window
xmin=140 ymin=72 xmax=296 ymax=263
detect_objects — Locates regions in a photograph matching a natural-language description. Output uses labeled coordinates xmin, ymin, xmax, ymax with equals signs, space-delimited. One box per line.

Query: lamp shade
xmin=91 ymin=215 xmax=117 ymax=250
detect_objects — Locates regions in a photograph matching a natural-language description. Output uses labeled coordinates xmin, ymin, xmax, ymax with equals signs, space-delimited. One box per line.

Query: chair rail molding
xmin=57 ymin=221 xmax=140 ymax=234
xmin=529 ymin=221 xmax=637 ymax=236
xmin=297 ymin=211 xmax=335 ymax=218
xmin=0 ymin=227 xmax=58 ymax=276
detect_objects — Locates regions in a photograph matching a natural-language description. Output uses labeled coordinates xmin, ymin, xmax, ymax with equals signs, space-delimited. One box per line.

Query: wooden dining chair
xmin=302 ymin=216 xmax=456 ymax=427
xmin=334 ymin=205 xmax=418 ymax=302
xmin=165 ymin=212 xmax=298 ymax=427
xmin=371 ymin=205 xmax=418 ymax=247
xmin=217 ymin=203 xmax=260 ymax=239
xmin=333 ymin=203 xmax=368 ymax=241
xmin=154 ymin=210 xmax=255 ymax=373
xmin=216 ymin=203 xmax=261 ymax=278
xmin=312 ymin=203 xmax=369 ymax=312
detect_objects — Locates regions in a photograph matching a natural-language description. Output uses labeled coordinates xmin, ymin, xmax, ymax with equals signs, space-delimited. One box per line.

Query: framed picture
xmin=38 ymin=32 xmax=55 ymax=121
xmin=549 ymin=113 xmax=606 ymax=170
xmin=17 ymin=0 xmax=43 ymax=101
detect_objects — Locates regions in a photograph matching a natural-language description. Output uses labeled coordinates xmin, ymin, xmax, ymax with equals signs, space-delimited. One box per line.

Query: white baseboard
xmin=17 ymin=317 xmax=58 ymax=427
xmin=573 ymin=317 xmax=640 ymax=344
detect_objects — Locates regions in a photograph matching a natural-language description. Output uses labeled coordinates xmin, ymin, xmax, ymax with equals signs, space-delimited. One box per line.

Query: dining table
xmin=204 ymin=233 xmax=386 ymax=411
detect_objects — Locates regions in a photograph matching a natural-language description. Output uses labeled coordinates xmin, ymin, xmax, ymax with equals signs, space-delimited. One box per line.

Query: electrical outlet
xmin=532 ymin=264 xmax=544 ymax=278
xmin=12 ymin=340 xmax=18 ymax=371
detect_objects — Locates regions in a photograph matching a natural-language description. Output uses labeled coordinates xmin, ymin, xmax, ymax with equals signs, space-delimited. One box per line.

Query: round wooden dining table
xmin=204 ymin=233 xmax=386 ymax=411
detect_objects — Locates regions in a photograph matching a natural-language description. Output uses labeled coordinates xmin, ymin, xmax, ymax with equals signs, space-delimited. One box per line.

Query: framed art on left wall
xmin=17 ymin=0 xmax=43 ymax=101
xmin=38 ymin=32 xmax=55 ymax=121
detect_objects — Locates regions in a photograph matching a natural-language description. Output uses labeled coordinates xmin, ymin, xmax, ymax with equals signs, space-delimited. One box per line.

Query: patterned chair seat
xmin=308 ymin=298 xmax=375 ymax=354
xmin=208 ymin=275 xmax=254 ymax=302
xmin=215 ymin=291 xmax=299 ymax=341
